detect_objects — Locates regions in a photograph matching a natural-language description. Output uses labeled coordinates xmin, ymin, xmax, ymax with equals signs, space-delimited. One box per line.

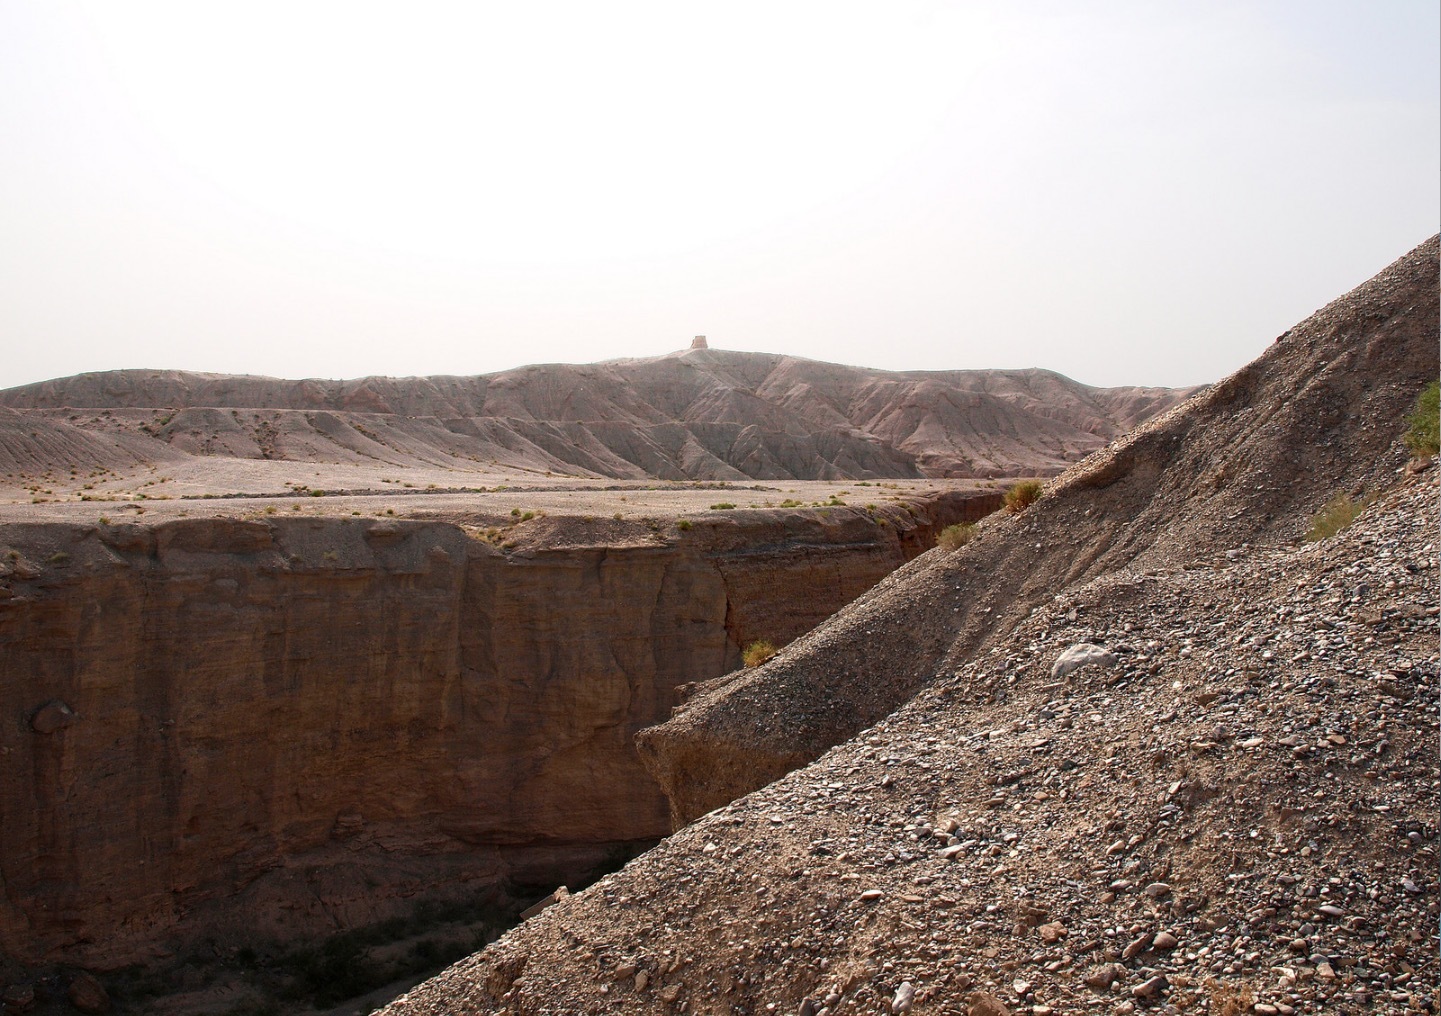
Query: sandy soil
xmin=0 ymin=470 xmax=1001 ymax=527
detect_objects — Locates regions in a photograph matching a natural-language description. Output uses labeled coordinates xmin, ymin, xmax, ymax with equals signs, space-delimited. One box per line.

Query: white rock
xmin=1050 ymin=643 xmax=1119 ymax=679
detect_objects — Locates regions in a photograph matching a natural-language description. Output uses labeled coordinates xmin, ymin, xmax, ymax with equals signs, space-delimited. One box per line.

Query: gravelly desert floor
xmin=0 ymin=473 xmax=999 ymax=526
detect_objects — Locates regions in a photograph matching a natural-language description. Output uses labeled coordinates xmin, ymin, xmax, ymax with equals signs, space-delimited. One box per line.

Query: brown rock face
xmin=0 ymin=491 xmax=996 ymax=969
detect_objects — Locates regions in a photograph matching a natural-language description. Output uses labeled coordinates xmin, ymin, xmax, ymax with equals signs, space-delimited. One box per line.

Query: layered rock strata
xmin=0 ymin=354 xmax=1194 ymax=481
xmin=0 ymin=490 xmax=996 ymax=970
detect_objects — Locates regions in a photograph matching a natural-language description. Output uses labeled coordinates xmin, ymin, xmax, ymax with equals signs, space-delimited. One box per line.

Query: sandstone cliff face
xmin=0 ymin=492 xmax=998 ymax=969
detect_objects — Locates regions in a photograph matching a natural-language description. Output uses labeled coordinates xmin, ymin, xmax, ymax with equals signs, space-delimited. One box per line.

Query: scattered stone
xmin=29 ymin=699 xmax=75 ymax=734
xmin=659 ymin=983 xmax=681 ymax=1003
xmin=1037 ymin=921 xmax=1067 ymax=943
xmin=67 ymin=972 xmax=110 ymax=1014
xmin=1 ymin=983 xmax=35 ymax=1011
xmin=1050 ymin=643 xmax=1118 ymax=679
xmin=635 ymin=970 xmax=649 ymax=991
xmin=891 ymin=981 xmax=915 ymax=1013
xmin=1130 ymin=974 xmax=1168 ymax=1000
xmin=967 ymin=992 xmax=1011 ymax=1016
xmin=1152 ymin=931 xmax=1179 ymax=950
xmin=1121 ymin=932 xmax=1154 ymax=961
xmin=519 ymin=885 xmax=568 ymax=921
xmin=1085 ymin=964 xmax=1125 ymax=990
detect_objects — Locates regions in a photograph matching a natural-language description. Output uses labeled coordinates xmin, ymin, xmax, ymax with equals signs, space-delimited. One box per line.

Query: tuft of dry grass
xmin=1204 ymin=978 xmax=1254 ymax=1016
xmin=742 ymin=640 xmax=778 ymax=668
xmin=1004 ymin=479 xmax=1043 ymax=513
xmin=1305 ymin=491 xmax=1376 ymax=542
xmin=1404 ymin=380 xmax=1439 ymax=457
xmin=936 ymin=522 xmax=976 ymax=551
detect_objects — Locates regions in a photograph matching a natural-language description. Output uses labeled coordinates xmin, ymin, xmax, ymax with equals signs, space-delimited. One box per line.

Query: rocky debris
xmin=966 ymin=992 xmax=1011 ymax=1015
xmin=380 ymin=238 xmax=1440 ymax=1016
xmin=385 ymin=470 xmax=1439 ymax=1016
xmin=1049 ymin=642 xmax=1117 ymax=679
xmin=1 ymin=982 xmax=34 ymax=1011
xmin=519 ymin=886 xmax=569 ymax=921
xmin=28 ymin=699 xmax=75 ymax=734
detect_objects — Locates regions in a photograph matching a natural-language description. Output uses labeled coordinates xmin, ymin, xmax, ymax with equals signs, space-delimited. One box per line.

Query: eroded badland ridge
xmin=0 ymin=353 xmax=1193 ymax=490
xmin=383 ymin=239 xmax=1439 ymax=1016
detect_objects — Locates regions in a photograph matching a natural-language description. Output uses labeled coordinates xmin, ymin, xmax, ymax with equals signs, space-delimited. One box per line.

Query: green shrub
xmin=1404 ymin=380 xmax=1439 ymax=457
xmin=1004 ymin=479 xmax=1043 ymax=513
xmin=742 ymin=640 xmax=778 ymax=667
xmin=937 ymin=522 xmax=976 ymax=551
xmin=1305 ymin=492 xmax=1376 ymax=542
xmin=676 ymin=519 xmax=692 ymax=531
xmin=710 ymin=503 xmax=736 ymax=510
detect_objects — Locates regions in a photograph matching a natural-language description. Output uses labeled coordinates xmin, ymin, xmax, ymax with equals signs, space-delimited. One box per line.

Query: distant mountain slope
xmin=0 ymin=354 xmax=1194 ymax=481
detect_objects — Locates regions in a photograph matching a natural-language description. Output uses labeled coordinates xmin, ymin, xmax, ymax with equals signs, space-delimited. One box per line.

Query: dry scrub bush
xmin=1305 ymin=492 xmax=1376 ymax=543
xmin=1004 ymin=480 xmax=1043 ymax=513
xmin=937 ymin=522 xmax=976 ymax=551
xmin=1404 ymin=380 xmax=1439 ymax=457
xmin=1204 ymin=978 xmax=1255 ymax=1016
xmin=742 ymin=640 xmax=778 ymax=668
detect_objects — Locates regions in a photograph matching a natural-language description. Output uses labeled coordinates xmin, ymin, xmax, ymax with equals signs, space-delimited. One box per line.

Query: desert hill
xmin=0 ymin=353 xmax=1192 ymax=484
xmin=382 ymin=239 xmax=1439 ymax=1015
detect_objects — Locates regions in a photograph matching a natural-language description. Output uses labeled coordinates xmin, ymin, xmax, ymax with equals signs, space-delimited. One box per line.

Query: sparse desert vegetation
xmin=936 ymin=521 xmax=975 ymax=550
xmin=1404 ymin=379 xmax=1439 ymax=456
xmin=741 ymin=639 xmax=778 ymax=667
xmin=1003 ymin=478 xmax=1043 ymax=513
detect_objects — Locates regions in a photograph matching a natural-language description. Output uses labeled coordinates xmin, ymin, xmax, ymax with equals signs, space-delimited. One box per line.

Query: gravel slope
xmin=380 ymin=237 xmax=1439 ymax=1016
xmin=386 ymin=473 xmax=1436 ymax=1016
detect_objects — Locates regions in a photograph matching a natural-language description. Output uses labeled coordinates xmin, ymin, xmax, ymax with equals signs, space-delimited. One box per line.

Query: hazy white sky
xmin=1 ymin=1 xmax=1436 ymax=391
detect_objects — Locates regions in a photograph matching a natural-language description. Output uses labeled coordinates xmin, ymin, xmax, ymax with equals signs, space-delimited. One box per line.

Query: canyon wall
xmin=0 ymin=492 xmax=997 ymax=970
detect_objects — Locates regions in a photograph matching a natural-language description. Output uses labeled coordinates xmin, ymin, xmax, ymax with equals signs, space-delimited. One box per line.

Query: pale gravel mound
xmin=0 ymin=406 xmax=185 ymax=478
xmin=0 ymin=354 xmax=1194 ymax=483
xmin=379 ymin=236 xmax=1439 ymax=1015
xmin=637 ymin=235 xmax=1438 ymax=825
